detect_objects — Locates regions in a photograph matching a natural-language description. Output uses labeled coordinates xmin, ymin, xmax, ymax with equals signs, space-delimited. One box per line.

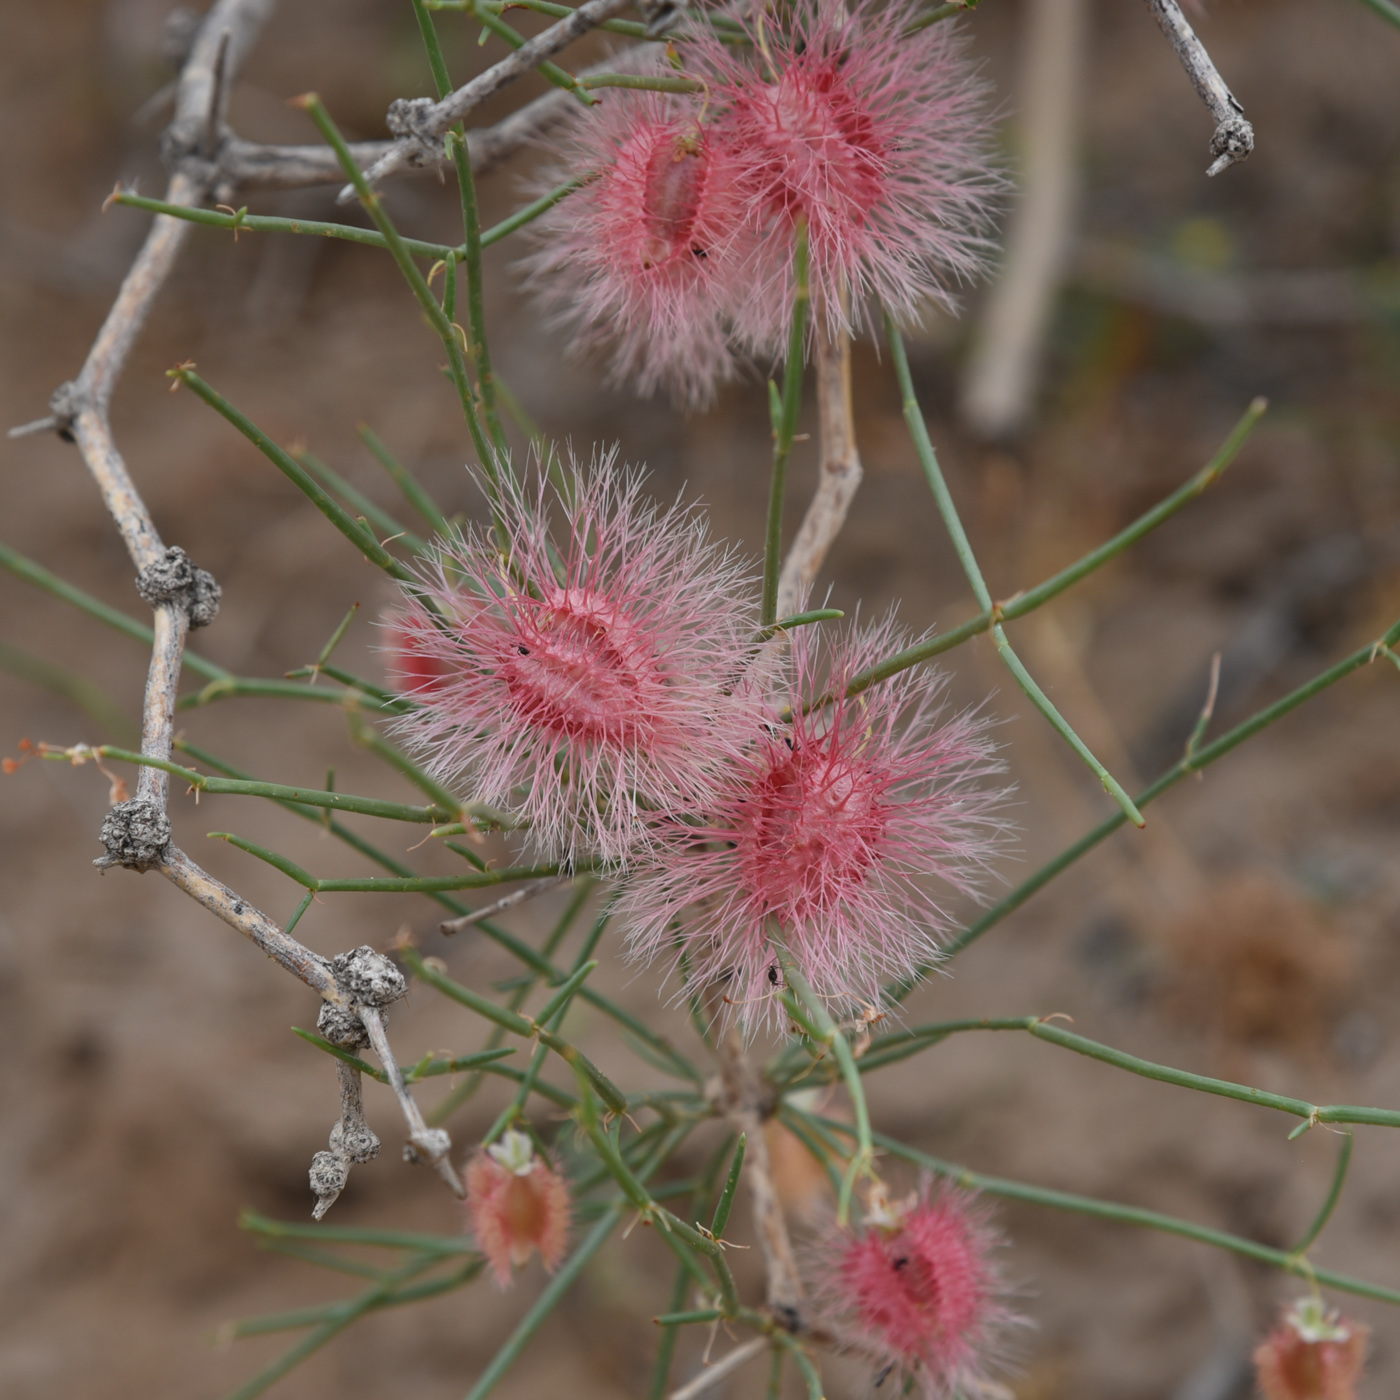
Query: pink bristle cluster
xmin=521 ymin=94 xmax=757 ymax=407
xmin=385 ymin=454 xmax=762 ymax=863
xmin=464 ymin=1140 xmax=572 ymax=1288
xmin=812 ymin=1182 xmax=1012 ymax=1398
xmin=1253 ymin=1298 xmax=1369 ymax=1400
xmin=693 ymin=0 xmax=1000 ymax=350
xmin=521 ymin=1 xmax=997 ymax=404
xmin=621 ymin=617 xmax=1008 ymax=1029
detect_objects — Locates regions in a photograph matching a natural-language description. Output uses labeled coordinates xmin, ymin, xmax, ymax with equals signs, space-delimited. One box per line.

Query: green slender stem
xmin=173 ymin=369 xmax=414 ymax=581
xmin=469 ymin=2 xmax=596 ymax=104
xmin=827 ymin=1015 xmax=1400 ymax=1130
xmin=179 ymin=675 xmax=390 ymax=711
xmin=754 ymin=607 xmax=843 ymax=642
xmin=0 ymin=640 xmax=137 ymax=742
xmin=842 ymin=397 xmax=1262 ymax=695
xmin=579 ymin=72 xmax=703 ymax=92
xmin=885 ymin=312 xmax=1144 ymax=826
xmin=710 ymin=1134 xmax=746 ymax=1238
xmin=925 ymin=613 xmax=1400 ymax=969
xmin=429 ymin=881 xmax=596 ymax=1125
xmin=343 ymin=713 xmax=482 ymax=816
xmin=0 ymin=541 xmax=229 ymax=682
xmin=222 ymin=1253 xmax=445 ymax=1400
xmin=358 ymin=425 xmax=452 ymax=536
xmin=577 ymin=1092 xmax=741 ymax=1315
xmin=296 ymin=450 xmax=429 ymax=554
xmin=313 ymin=603 xmax=362 ymax=672
xmin=481 ymin=175 xmax=586 ymax=246
xmin=228 ymin=1258 xmax=482 ymax=1338
xmin=774 ymin=946 xmax=871 ymax=1225
xmin=287 ymin=662 xmax=412 ymax=714
xmin=404 ymin=948 xmax=627 ymax=1113
xmin=771 ymin=1331 xmax=825 ymax=1400
xmin=215 ymin=832 xmax=569 ymax=892
xmin=447 ymin=129 xmax=508 ymax=454
xmin=653 ymin=1309 xmax=722 ymax=1327
xmin=766 ymin=1346 xmax=784 ymax=1400
xmin=810 ymin=1115 xmax=1400 ymax=1310
xmin=906 ymin=0 xmax=979 ymax=31
xmin=241 ymin=1211 xmax=470 ymax=1252
xmin=1292 ymin=1134 xmax=1354 ymax=1255
xmin=483 ymin=953 xmax=600 ymax=1143
xmin=113 ymin=191 xmax=457 ymax=257
xmin=761 ymin=222 xmax=810 ymax=627
xmin=1355 ymin=0 xmax=1400 ymax=28
xmin=294 ymin=95 xmax=496 ymax=479
xmin=648 ymin=1265 xmax=693 ymax=1400
xmin=70 ymin=745 xmax=456 ymax=823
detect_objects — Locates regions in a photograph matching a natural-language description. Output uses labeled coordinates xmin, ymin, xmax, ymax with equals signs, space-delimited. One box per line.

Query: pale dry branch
xmin=1143 ymin=0 xmax=1254 ymax=177
xmin=669 ymin=1336 xmax=770 ymax=1400
xmin=158 ymin=845 xmax=337 ymax=997
xmin=439 ymin=877 xmax=564 ymax=936
xmin=776 ymin=322 xmax=864 ymax=620
xmin=961 ymin=0 xmax=1087 ymax=438
xmin=361 ymin=1004 xmax=465 ymax=1197
xmin=713 ymin=1029 xmax=806 ymax=1325
xmin=342 ymin=0 xmax=634 ymax=200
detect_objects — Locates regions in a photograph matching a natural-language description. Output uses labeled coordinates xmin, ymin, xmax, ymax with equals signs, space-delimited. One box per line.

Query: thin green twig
xmin=885 ymin=312 xmax=1144 ymax=826
xmin=762 ymin=222 xmax=810 ymax=627
xmin=806 ymin=1114 xmax=1400 ymax=1309
xmin=916 ymin=612 xmax=1400 ymax=974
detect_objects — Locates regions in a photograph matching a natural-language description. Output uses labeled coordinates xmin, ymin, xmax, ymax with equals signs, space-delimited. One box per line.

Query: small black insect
xmin=691 ymin=245 xmax=708 ymax=260
xmin=516 ymin=644 xmax=530 ymax=655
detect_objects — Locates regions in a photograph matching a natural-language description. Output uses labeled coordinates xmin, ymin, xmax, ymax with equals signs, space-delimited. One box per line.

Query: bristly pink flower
xmin=520 ymin=86 xmax=757 ymax=408
xmin=465 ymin=1131 xmax=572 ymax=1288
xmin=811 ymin=1180 xmax=1015 ymax=1397
xmin=385 ymin=454 xmax=763 ymax=863
xmin=685 ymin=0 xmax=999 ymax=349
xmin=1253 ymin=1297 xmax=1369 ymax=1400
xmin=621 ymin=617 xmax=1008 ymax=1029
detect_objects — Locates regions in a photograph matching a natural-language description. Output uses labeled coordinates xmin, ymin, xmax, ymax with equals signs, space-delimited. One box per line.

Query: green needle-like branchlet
xmin=806 ymin=1113 xmax=1400 ymax=1309
xmin=172 ymin=368 xmax=415 ymax=582
xmin=840 ymin=397 xmax=1266 ymax=698
xmin=920 ymin=611 xmax=1400 ymax=973
xmin=885 ymin=312 xmax=1145 ymax=826
xmin=291 ymin=94 xmax=500 ymax=486
xmin=762 ymin=223 xmax=810 ymax=627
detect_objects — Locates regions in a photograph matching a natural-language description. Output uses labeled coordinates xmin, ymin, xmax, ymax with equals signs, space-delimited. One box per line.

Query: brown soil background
xmin=2 ymin=1 xmax=1400 ymax=1397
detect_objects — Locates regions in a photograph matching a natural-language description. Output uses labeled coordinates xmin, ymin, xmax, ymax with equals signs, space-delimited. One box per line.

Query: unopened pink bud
xmin=811 ymin=1181 xmax=1016 ymax=1397
xmin=465 ymin=1130 xmax=572 ymax=1288
xmin=1253 ymin=1298 xmax=1368 ymax=1400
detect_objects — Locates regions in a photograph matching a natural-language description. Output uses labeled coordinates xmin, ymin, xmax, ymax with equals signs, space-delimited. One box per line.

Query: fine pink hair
xmin=520 ymin=85 xmax=757 ymax=407
xmin=685 ymin=0 xmax=1000 ymax=349
xmin=620 ymin=617 xmax=1009 ymax=1030
xmin=811 ymin=1181 xmax=1015 ymax=1397
xmin=385 ymin=453 xmax=763 ymax=865
xmin=465 ymin=1152 xmax=571 ymax=1288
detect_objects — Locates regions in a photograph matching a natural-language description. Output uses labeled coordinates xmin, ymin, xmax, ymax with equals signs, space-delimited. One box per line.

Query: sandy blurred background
xmin=2 ymin=1 xmax=1400 ymax=1396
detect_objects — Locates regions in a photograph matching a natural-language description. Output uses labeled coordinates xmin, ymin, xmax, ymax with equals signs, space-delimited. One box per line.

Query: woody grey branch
xmin=1142 ymin=0 xmax=1253 ymax=177
xmin=776 ymin=323 xmax=864 ymax=620
xmin=222 ymin=43 xmax=655 ymax=191
xmin=337 ymin=0 xmax=635 ymax=201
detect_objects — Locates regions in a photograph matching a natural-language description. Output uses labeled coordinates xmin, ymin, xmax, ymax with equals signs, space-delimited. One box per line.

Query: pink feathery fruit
xmin=386 ymin=454 xmax=763 ymax=863
xmin=1253 ymin=1297 xmax=1369 ymax=1400
xmin=621 ymin=617 xmax=1008 ymax=1029
xmin=465 ymin=1130 xmax=572 ymax=1288
xmin=685 ymin=0 xmax=999 ymax=348
xmin=812 ymin=1180 xmax=1013 ymax=1397
xmin=386 ymin=612 xmax=453 ymax=697
xmin=520 ymin=85 xmax=757 ymax=407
